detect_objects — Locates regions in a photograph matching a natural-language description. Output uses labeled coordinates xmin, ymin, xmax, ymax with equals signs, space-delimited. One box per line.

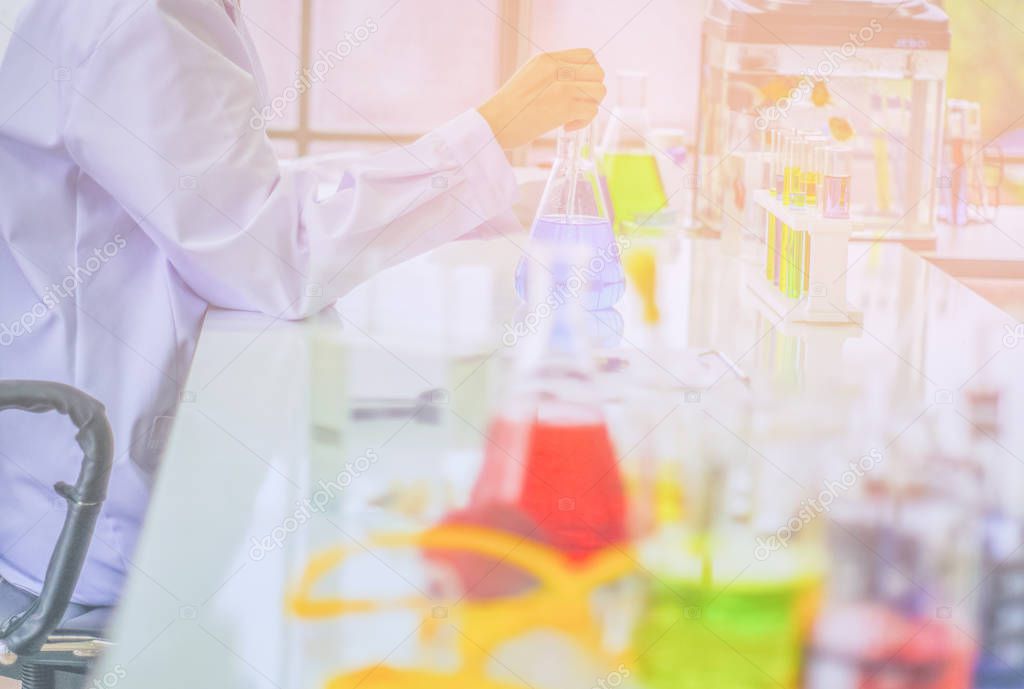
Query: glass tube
xmin=823 ymin=147 xmax=852 ymax=220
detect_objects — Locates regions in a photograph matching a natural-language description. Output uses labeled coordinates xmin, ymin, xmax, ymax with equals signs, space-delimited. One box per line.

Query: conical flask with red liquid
xmin=475 ymin=247 xmax=626 ymax=563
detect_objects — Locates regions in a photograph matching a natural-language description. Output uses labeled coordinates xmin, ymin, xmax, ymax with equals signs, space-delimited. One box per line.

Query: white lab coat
xmin=0 ymin=0 xmax=518 ymax=606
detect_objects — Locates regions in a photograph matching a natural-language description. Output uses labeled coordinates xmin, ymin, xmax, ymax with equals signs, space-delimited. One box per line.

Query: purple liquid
xmin=823 ymin=176 xmax=851 ymax=219
xmin=515 ymin=215 xmax=625 ymax=310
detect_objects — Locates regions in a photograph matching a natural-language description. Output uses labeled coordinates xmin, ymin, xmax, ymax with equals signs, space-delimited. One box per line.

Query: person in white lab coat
xmin=0 ymin=0 xmax=606 ymax=611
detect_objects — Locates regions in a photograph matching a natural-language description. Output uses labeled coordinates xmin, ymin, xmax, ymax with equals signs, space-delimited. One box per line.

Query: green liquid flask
xmin=599 ymin=71 xmax=668 ymax=235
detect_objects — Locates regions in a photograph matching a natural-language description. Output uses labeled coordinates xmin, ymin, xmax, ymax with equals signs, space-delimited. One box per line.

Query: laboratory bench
xmin=89 ymin=233 xmax=1024 ymax=689
xmin=924 ymin=206 xmax=1024 ymax=320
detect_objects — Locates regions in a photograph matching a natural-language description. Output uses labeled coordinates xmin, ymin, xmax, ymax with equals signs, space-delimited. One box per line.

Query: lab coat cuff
xmin=435 ymin=109 xmax=518 ymax=221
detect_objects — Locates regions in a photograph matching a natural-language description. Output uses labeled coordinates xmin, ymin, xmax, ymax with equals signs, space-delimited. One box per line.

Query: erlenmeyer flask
xmin=515 ymin=126 xmax=624 ymax=311
xmin=599 ymin=71 xmax=668 ymax=234
xmin=478 ymin=248 xmax=626 ymax=563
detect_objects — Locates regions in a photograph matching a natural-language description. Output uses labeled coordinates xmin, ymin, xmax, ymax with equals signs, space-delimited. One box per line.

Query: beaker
xmin=480 ymin=248 xmax=627 ymax=564
xmin=515 ymin=126 xmax=624 ymax=310
xmin=599 ymin=71 xmax=668 ymax=234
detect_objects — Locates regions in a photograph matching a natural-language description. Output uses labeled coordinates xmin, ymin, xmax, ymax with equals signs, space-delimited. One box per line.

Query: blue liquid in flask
xmin=514 ymin=215 xmax=625 ymax=311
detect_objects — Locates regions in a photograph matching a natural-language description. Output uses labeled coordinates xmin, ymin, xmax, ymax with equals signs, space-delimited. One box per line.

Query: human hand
xmin=477 ymin=49 xmax=606 ymax=151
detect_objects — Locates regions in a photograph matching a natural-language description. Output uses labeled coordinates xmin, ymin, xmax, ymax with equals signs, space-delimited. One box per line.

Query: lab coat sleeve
xmin=64 ymin=0 xmax=517 ymax=318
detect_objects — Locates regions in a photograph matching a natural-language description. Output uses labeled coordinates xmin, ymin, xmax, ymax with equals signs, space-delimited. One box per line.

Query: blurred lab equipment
xmin=694 ymin=0 xmax=950 ymax=240
xmin=484 ymin=250 xmax=627 ymax=561
xmin=515 ymin=126 xmax=625 ymax=310
xmin=632 ymin=399 xmax=827 ymax=689
xmin=805 ymin=422 xmax=983 ymax=689
xmin=751 ymin=131 xmax=862 ymax=325
xmin=940 ymin=100 xmax=1005 ymax=226
xmin=599 ymin=71 xmax=670 ymax=235
xmin=288 ymin=524 xmax=639 ymax=689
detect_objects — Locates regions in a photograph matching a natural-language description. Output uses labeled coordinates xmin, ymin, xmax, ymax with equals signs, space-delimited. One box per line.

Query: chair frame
xmin=0 ymin=381 xmax=115 ymax=689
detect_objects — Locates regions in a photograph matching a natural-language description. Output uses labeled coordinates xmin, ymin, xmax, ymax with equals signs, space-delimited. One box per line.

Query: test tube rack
xmin=747 ymin=190 xmax=863 ymax=326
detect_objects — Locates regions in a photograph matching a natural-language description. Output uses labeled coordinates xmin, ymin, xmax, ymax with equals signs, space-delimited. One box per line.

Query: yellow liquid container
xmin=602 ymin=152 xmax=668 ymax=235
xmin=599 ymin=71 xmax=668 ymax=235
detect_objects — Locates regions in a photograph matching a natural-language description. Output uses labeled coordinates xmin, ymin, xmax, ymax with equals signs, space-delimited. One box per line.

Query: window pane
xmin=309 ymin=0 xmax=502 ymax=135
xmin=529 ymin=0 xmax=703 ymax=134
xmin=240 ymin=0 xmax=302 ymax=130
xmin=0 ymin=0 xmax=30 ymax=62
xmin=307 ymin=139 xmax=393 ymax=157
xmin=268 ymin=136 xmax=299 ymax=161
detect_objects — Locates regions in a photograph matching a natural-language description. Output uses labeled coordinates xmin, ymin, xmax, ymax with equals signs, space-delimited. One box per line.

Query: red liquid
xmin=470 ymin=416 xmax=627 ymax=563
xmin=807 ymin=604 xmax=976 ymax=689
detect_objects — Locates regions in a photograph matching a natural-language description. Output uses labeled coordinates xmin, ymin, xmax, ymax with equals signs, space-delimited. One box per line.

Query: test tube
xmin=774 ymin=130 xmax=782 ymax=201
xmin=765 ymin=130 xmax=781 ymax=283
xmin=782 ymin=133 xmax=796 ymax=207
xmin=803 ymin=136 xmax=828 ymax=210
xmin=823 ymin=147 xmax=852 ymax=219
xmin=790 ymin=139 xmax=808 ymax=210
xmin=790 ymin=139 xmax=810 ymax=298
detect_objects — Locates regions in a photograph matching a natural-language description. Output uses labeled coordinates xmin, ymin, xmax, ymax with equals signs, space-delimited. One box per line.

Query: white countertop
xmin=90 ymin=233 xmax=1024 ymax=689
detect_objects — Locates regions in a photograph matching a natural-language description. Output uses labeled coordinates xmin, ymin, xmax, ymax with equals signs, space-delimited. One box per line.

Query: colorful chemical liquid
xmin=806 ymin=605 xmax=976 ymax=689
xmin=471 ymin=416 xmax=627 ymax=563
xmin=426 ymin=504 xmax=546 ymax=600
xmin=515 ymin=215 xmax=625 ymax=310
xmin=791 ymin=230 xmax=807 ymax=299
xmin=802 ymin=233 xmax=811 ymax=294
xmin=790 ymin=170 xmax=807 ymax=208
xmin=823 ymin=175 xmax=851 ymax=219
xmin=766 ymin=213 xmax=778 ymax=282
xmin=773 ymin=222 xmax=783 ymax=286
xmin=624 ymin=460 xmax=686 ymax=538
xmin=601 ymin=152 xmax=668 ymax=234
xmin=635 ymin=576 xmax=820 ymax=689
xmin=804 ymin=171 xmax=819 ymax=207
xmin=780 ymin=224 xmax=791 ymax=294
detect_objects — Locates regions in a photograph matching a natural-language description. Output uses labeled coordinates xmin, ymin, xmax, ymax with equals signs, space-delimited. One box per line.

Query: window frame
xmin=266 ymin=0 xmax=534 ymax=156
